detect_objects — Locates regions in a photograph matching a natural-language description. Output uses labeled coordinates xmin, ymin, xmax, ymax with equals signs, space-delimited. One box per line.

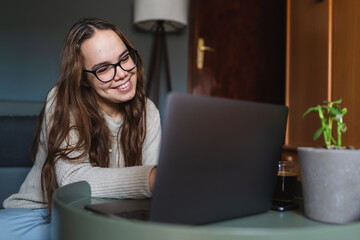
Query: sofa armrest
xmin=0 ymin=167 xmax=31 ymax=208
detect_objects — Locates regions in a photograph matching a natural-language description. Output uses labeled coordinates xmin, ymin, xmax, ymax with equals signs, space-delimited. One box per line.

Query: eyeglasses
xmin=83 ymin=49 xmax=138 ymax=83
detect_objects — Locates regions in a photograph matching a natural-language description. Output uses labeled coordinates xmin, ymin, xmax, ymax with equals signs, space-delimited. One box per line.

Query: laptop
xmin=85 ymin=93 xmax=288 ymax=225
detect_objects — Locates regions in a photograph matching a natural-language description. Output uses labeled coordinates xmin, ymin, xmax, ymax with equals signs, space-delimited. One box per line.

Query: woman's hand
xmin=149 ymin=167 xmax=157 ymax=193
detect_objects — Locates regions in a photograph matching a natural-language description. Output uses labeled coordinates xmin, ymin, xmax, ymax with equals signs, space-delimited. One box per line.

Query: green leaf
xmin=332 ymin=98 xmax=342 ymax=104
xmin=328 ymin=108 xmax=339 ymax=116
xmin=313 ymin=127 xmax=325 ymax=141
xmin=342 ymin=108 xmax=348 ymax=115
xmin=303 ymin=106 xmax=320 ymax=118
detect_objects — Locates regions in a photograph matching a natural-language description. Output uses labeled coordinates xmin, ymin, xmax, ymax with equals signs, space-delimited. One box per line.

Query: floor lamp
xmin=134 ymin=0 xmax=188 ymax=106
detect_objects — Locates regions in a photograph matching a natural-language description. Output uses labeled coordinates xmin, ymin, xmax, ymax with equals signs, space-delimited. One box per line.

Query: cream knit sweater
xmin=3 ymin=88 xmax=161 ymax=209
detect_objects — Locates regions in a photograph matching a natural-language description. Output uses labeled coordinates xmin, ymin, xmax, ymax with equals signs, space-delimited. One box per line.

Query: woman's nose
xmin=113 ymin=65 xmax=127 ymax=81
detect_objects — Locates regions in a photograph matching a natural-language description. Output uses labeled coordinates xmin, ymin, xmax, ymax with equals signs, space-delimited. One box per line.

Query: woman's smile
xmin=112 ymin=79 xmax=131 ymax=91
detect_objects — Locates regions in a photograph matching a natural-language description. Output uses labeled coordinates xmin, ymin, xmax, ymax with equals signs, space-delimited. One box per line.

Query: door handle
xmin=197 ymin=38 xmax=214 ymax=70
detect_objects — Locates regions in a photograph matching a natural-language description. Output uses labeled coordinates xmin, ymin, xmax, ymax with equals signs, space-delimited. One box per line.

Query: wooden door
xmin=188 ymin=0 xmax=287 ymax=105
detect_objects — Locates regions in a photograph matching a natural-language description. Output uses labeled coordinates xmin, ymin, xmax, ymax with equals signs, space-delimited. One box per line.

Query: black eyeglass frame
xmin=83 ymin=49 xmax=138 ymax=83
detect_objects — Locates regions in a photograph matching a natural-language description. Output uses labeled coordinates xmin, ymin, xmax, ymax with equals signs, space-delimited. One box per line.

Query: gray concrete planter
xmin=298 ymin=147 xmax=360 ymax=224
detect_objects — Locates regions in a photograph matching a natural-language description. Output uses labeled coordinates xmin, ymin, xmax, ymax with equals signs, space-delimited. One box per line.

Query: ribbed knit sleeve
xmin=55 ymin=160 xmax=155 ymax=199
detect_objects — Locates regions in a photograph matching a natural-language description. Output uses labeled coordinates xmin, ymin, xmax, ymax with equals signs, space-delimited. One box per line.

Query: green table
xmin=52 ymin=181 xmax=360 ymax=240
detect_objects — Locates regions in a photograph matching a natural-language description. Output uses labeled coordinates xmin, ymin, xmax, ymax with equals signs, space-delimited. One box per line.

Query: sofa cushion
xmin=0 ymin=116 xmax=38 ymax=167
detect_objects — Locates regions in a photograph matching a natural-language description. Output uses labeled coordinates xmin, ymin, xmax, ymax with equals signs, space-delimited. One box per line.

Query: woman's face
xmin=81 ymin=29 xmax=137 ymax=115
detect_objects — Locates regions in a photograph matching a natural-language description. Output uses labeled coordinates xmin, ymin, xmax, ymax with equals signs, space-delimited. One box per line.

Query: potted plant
xmin=298 ymin=99 xmax=360 ymax=224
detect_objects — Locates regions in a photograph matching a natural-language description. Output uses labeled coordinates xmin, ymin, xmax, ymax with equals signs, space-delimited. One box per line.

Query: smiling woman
xmin=0 ymin=18 xmax=161 ymax=240
xmin=82 ymin=29 xmax=139 ymax=120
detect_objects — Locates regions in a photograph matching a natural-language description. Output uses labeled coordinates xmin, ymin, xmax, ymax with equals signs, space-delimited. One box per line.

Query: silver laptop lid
xmin=150 ymin=93 xmax=288 ymax=224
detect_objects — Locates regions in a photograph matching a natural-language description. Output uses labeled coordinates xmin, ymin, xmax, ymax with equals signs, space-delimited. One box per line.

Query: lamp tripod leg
xmin=146 ymin=26 xmax=158 ymax=95
xmin=146 ymin=21 xmax=172 ymax=106
xmin=162 ymin=29 xmax=172 ymax=92
xmin=153 ymin=24 xmax=163 ymax=106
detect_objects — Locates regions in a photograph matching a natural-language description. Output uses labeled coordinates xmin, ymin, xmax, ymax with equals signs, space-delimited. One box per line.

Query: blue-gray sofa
xmin=0 ymin=116 xmax=38 ymax=208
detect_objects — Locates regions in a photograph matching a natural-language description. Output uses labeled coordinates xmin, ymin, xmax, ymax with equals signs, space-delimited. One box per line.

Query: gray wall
xmin=0 ymin=0 xmax=188 ymax=117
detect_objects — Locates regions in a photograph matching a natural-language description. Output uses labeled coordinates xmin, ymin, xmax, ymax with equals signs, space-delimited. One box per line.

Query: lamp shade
xmin=134 ymin=0 xmax=188 ymax=32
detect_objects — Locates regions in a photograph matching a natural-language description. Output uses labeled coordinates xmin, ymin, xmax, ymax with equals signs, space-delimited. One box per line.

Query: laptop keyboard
xmin=114 ymin=209 xmax=150 ymax=220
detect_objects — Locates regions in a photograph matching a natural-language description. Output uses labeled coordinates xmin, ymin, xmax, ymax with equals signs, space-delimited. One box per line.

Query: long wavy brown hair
xmin=32 ymin=18 xmax=147 ymax=212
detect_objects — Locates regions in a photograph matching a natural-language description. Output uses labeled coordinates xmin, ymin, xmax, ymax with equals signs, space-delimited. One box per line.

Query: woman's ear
xmin=81 ymin=73 xmax=91 ymax=87
xmin=81 ymin=80 xmax=90 ymax=87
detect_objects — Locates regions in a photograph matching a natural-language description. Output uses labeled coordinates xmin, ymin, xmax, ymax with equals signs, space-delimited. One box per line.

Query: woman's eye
xmin=96 ymin=66 xmax=110 ymax=74
xmin=121 ymin=54 xmax=130 ymax=62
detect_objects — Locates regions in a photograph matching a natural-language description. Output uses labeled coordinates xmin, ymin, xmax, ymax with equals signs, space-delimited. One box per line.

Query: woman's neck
xmin=97 ymin=101 xmax=122 ymax=122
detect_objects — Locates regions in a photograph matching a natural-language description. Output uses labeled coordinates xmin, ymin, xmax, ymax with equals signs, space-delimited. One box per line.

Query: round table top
xmin=52 ymin=181 xmax=360 ymax=240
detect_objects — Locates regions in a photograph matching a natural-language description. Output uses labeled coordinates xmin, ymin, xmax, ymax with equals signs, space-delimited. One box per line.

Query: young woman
xmin=0 ymin=18 xmax=161 ymax=240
